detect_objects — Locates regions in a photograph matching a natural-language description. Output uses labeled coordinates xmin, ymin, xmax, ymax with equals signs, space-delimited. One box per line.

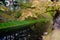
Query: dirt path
xmin=43 ymin=23 xmax=60 ymax=40
xmin=43 ymin=29 xmax=60 ymax=40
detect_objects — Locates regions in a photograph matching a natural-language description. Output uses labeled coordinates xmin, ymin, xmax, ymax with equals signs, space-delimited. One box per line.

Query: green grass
xmin=0 ymin=19 xmax=49 ymax=30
